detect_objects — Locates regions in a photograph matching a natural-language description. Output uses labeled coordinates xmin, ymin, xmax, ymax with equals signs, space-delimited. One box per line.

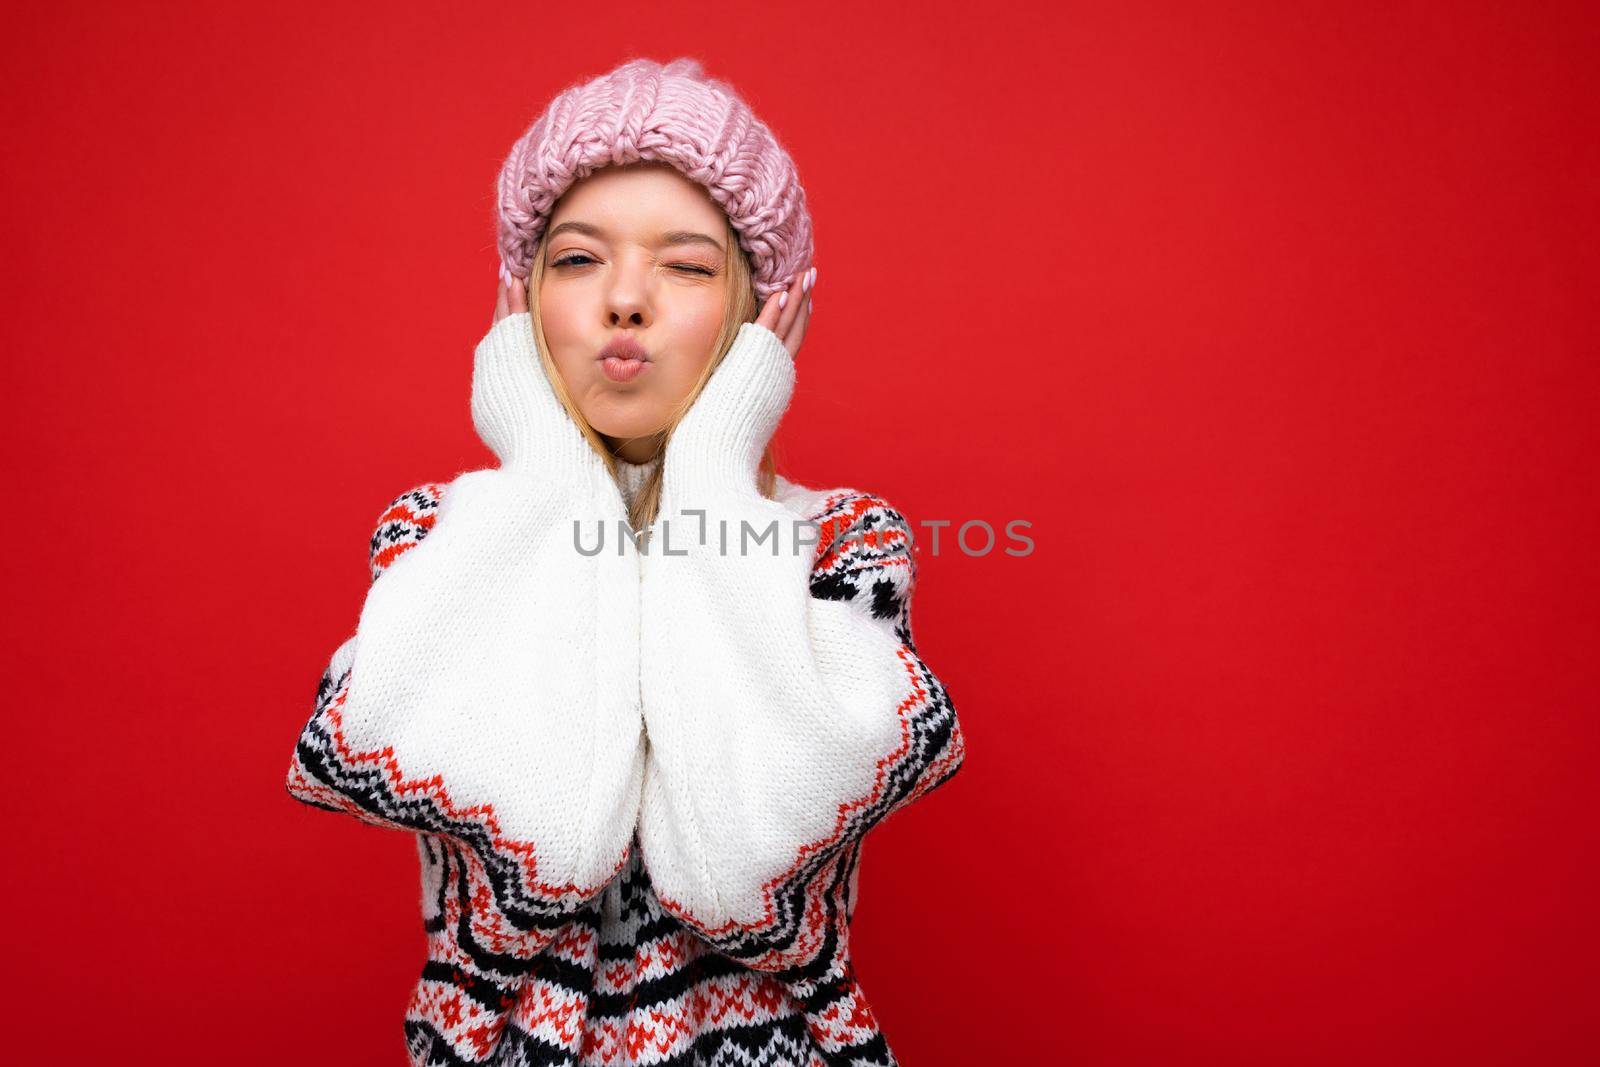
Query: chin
xmin=585 ymin=411 xmax=662 ymax=442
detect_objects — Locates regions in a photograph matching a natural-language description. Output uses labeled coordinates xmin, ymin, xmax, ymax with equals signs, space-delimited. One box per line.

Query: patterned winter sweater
xmin=286 ymin=318 xmax=966 ymax=1067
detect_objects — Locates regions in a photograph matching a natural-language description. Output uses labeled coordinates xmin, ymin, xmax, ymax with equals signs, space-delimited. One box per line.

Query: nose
xmin=608 ymin=304 xmax=646 ymax=327
xmin=604 ymin=260 xmax=651 ymax=329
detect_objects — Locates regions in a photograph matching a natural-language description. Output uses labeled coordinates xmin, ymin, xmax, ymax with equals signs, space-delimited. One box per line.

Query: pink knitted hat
xmin=494 ymin=57 xmax=813 ymax=303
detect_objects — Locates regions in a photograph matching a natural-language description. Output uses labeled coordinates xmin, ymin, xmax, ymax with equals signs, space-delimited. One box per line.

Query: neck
xmin=604 ymin=431 xmax=666 ymax=466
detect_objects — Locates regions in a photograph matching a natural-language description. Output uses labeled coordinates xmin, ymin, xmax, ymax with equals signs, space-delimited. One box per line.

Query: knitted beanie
xmin=494 ymin=56 xmax=813 ymax=303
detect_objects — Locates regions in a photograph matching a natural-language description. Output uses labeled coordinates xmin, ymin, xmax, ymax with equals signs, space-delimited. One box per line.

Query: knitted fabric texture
xmin=295 ymin=316 xmax=648 ymax=915
xmin=285 ymin=320 xmax=966 ymax=1065
xmin=290 ymin=474 xmax=964 ymax=1066
xmin=495 ymin=56 xmax=813 ymax=303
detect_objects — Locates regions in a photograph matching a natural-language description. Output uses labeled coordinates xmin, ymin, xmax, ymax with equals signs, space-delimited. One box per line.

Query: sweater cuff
xmin=469 ymin=312 xmax=615 ymax=497
xmin=661 ymin=321 xmax=794 ymax=508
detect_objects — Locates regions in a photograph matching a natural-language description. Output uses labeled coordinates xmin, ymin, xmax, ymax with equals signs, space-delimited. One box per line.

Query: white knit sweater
xmin=614 ymin=452 xmax=660 ymax=507
xmin=286 ymin=314 xmax=966 ymax=1066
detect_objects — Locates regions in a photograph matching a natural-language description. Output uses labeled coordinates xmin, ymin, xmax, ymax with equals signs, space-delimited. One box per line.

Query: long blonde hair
xmin=524 ymin=213 xmax=779 ymax=531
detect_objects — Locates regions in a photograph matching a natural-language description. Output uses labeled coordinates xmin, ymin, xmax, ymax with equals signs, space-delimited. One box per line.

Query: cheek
xmin=535 ymin=290 xmax=589 ymax=387
xmin=537 ymin=286 xmax=575 ymax=337
xmin=539 ymin=286 xmax=594 ymax=342
xmin=665 ymin=298 xmax=724 ymax=387
xmin=672 ymin=294 xmax=725 ymax=349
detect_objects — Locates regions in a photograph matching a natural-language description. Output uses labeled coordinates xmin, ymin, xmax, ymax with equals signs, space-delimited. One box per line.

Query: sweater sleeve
xmin=284 ymin=473 xmax=644 ymax=889
xmin=285 ymin=482 xmax=449 ymax=831
xmin=369 ymin=484 xmax=446 ymax=582
xmin=286 ymin=480 xmax=626 ymax=1009
xmin=635 ymin=485 xmax=967 ymax=979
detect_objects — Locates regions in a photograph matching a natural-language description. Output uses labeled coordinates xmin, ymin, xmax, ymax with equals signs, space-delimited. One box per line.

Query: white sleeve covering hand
xmin=636 ymin=323 xmax=965 ymax=978
xmin=287 ymin=312 xmax=646 ymax=935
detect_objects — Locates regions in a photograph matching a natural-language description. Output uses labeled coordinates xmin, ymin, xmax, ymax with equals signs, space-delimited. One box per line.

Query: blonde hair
xmin=524 ymin=213 xmax=779 ymax=532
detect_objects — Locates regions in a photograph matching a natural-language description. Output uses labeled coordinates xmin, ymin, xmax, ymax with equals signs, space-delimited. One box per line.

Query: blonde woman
xmin=288 ymin=57 xmax=965 ymax=1066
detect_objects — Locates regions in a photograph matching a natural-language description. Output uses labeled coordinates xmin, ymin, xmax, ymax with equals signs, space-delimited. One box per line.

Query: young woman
xmin=287 ymin=57 xmax=966 ymax=1067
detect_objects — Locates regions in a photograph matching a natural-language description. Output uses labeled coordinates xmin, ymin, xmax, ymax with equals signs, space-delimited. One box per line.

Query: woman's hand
xmin=754 ymin=264 xmax=816 ymax=360
xmin=494 ymin=264 xmax=530 ymax=324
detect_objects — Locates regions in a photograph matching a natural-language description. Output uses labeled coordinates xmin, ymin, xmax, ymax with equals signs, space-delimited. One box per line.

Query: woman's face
xmin=539 ymin=162 xmax=730 ymax=464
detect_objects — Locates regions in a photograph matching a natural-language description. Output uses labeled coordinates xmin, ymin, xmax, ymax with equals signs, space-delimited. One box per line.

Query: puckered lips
xmin=598 ymin=334 xmax=651 ymax=383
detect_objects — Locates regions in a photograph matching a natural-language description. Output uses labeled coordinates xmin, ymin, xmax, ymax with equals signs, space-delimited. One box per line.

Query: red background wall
xmin=4 ymin=2 xmax=1595 ymax=1063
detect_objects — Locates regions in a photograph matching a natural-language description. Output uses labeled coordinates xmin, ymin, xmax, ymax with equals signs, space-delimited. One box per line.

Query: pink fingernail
xmin=779 ymin=289 xmax=788 ymax=309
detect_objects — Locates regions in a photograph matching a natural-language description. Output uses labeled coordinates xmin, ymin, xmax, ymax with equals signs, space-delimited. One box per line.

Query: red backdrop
xmin=4 ymin=2 xmax=1596 ymax=1063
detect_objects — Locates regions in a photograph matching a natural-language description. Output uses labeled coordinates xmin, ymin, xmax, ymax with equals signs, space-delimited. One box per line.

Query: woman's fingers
xmin=755 ymin=264 xmax=815 ymax=358
xmin=777 ymin=265 xmax=812 ymax=355
xmin=493 ymin=261 xmax=530 ymax=323
xmin=494 ymin=269 xmax=510 ymax=324
xmin=775 ymin=266 xmax=805 ymax=338
xmin=756 ymin=287 xmax=784 ymax=333
xmin=793 ymin=265 xmax=813 ymax=338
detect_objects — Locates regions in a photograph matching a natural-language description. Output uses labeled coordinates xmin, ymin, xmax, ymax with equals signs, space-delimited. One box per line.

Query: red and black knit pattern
xmin=807 ymin=491 xmax=920 ymax=646
xmin=369 ymin=483 xmax=447 ymax=581
xmin=405 ymin=830 xmax=834 ymax=1066
xmin=288 ymin=480 xmax=966 ymax=1066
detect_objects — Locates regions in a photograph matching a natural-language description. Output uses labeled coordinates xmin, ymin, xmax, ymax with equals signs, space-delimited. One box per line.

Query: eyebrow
xmin=545 ymin=220 xmax=725 ymax=253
